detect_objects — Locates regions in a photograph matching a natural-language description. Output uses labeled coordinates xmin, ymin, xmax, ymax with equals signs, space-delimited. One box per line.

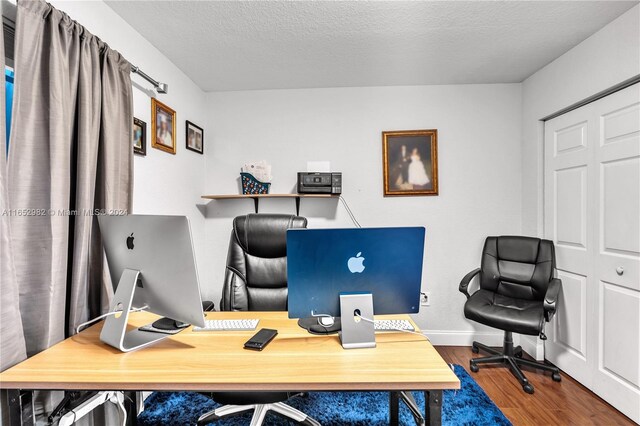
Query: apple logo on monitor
xmin=126 ymin=233 xmax=135 ymax=250
xmin=347 ymin=252 xmax=365 ymax=273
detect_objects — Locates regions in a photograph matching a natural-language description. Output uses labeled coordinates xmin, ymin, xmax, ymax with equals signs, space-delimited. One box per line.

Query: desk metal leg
xmin=399 ymin=391 xmax=426 ymax=426
xmin=7 ymin=390 xmax=34 ymax=426
xmin=424 ymin=390 xmax=442 ymax=426
xmin=123 ymin=391 xmax=139 ymax=425
xmin=389 ymin=391 xmax=400 ymax=426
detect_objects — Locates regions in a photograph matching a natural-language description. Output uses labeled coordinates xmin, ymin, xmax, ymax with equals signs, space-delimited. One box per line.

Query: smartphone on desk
xmin=244 ymin=328 xmax=278 ymax=351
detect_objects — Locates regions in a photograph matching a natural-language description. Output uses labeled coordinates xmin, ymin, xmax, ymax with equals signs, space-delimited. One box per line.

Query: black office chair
xmin=197 ymin=214 xmax=319 ymax=426
xmin=459 ymin=236 xmax=562 ymax=394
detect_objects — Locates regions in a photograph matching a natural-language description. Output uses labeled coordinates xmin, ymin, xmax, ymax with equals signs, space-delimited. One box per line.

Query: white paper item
xmin=242 ymin=160 xmax=272 ymax=182
xmin=307 ymin=161 xmax=331 ymax=172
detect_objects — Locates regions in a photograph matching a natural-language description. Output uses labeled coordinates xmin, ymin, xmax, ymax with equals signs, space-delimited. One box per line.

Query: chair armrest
xmin=544 ymin=278 xmax=561 ymax=320
xmin=459 ymin=268 xmax=481 ymax=299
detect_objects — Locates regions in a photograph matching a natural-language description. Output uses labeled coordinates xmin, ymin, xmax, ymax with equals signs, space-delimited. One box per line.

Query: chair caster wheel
xmin=470 ymin=363 xmax=479 ymax=373
xmin=552 ymin=372 xmax=561 ymax=382
xmin=515 ymin=351 xmax=523 ymax=358
xmin=523 ymin=384 xmax=534 ymax=394
xmin=471 ymin=346 xmax=479 ymax=354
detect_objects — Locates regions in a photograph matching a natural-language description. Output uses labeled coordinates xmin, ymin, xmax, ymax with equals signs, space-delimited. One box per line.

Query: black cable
xmin=341 ymin=197 xmax=360 ymax=227
xmin=345 ymin=201 xmax=362 ymax=227
xmin=339 ymin=195 xmax=361 ymax=228
xmin=314 ymin=322 xmax=332 ymax=335
xmin=122 ymin=392 xmax=134 ymax=405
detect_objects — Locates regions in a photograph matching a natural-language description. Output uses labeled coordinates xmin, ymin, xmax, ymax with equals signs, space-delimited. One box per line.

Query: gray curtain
xmin=1 ymin=3 xmax=28 ymax=374
xmin=4 ymin=0 xmax=133 ymax=419
xmin=1 ymin=12 xmax=28 ymax=426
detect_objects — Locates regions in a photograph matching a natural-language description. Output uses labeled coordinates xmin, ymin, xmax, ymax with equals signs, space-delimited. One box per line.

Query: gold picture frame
xmin=151 ymin=98 xmax=176 ymax=154
xmin=382 ymin=129 xmax=438 ymax=196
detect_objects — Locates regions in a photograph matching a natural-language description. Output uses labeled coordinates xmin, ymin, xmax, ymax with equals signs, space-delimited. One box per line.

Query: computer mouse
xmin=319 ymin=316 xmax=334 ymax=327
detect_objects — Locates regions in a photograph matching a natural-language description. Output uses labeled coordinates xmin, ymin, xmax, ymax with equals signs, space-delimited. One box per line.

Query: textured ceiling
xmin=105 ymin=1 xmax=638 ymax=92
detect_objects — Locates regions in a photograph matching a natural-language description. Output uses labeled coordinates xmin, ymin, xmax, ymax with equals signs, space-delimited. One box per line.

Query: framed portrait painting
xmin=133 ymin=117 xmax=146 ymax=156
xmin=151 ymin=98 xmax=176 ymax=154
xmin=186 ymin=120 xmax=204 ymax=154
xmin=382 ymin=129 xmax=438 ymax=196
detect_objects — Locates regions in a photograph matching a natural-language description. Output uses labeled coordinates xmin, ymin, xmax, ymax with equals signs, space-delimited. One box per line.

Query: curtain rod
xmin=131 ymin=65 xmax=168 ymax=94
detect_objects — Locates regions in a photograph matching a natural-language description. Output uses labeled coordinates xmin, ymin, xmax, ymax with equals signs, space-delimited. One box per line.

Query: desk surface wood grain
xmin=0 ymin=312 xmax=459 ymax=392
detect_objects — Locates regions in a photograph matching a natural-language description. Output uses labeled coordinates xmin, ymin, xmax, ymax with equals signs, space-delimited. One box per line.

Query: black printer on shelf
xmin=297 ymin=172 xmax=342 ymax=194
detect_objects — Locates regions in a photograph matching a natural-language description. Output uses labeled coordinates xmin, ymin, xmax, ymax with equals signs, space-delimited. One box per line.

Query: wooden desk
xmin=1 ymin=311 xmax=459 ymax=425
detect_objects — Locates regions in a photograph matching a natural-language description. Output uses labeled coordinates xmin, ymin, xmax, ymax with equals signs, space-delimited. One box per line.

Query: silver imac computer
xmin=98 ymin=214 xmax=205 ymax=352
xmin=287 ymin=227 xmax=425 ymax=349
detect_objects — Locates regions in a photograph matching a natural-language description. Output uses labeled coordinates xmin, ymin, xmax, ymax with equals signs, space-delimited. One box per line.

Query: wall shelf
xmin=201 ymin=193 xmax=339 ymax=215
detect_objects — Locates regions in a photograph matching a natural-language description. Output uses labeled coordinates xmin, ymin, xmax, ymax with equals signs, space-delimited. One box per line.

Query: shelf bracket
xmin=295 ymin=197 xmax=301 ymax=216
xmin=253 ymin=198 xmax=259 ymax=213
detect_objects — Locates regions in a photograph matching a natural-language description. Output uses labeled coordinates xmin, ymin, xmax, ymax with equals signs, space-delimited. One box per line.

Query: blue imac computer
xmin=287 ymin=227 xmax=425 ymax=349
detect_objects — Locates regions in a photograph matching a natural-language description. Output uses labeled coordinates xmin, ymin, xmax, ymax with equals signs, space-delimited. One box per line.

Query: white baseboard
xmin=423 ymin=330 xmax=546 ymax=361
xmin=423 ymin=330 xmax=504 ymax=346
xmin=519 ymin=335 xmax=544 ymax=361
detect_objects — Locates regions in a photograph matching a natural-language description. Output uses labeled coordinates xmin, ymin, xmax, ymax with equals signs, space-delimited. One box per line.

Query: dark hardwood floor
xmin=435 ymin=346 xmax=635 ymax=426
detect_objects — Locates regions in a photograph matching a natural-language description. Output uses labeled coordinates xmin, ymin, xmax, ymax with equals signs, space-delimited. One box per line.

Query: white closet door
xmin=592 ymin=85 xmax=640 ymax=421
xmin=544 ymin=83 xmax=640 ymax=423
xmin=544 ymin=105 xmax=594 ymax=387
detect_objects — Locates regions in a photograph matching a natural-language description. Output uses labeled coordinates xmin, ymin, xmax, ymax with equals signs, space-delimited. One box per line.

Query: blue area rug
xmin=138 ymin=364 xmax=511 ymax=425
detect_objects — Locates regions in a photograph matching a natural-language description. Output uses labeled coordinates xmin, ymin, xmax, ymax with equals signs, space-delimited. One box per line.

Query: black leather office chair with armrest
xmin=197 ymin=214 xmax=320 ymax=426
xmin=459 ymin=236 xmax=562 ymax=394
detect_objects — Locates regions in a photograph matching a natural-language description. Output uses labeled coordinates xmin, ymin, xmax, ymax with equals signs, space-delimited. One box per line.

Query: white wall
xmin=520 ymin=4 xmax=640 ymax=359
xmin=36 ymin=0 xmax=640 ymax=348
xmin=50 ymin=1 xmax=211 ymax=288
xmin=521 ymin=5 xmax=640 ymax=237
xmin=205 ymin=84 xmax=522 ymax=344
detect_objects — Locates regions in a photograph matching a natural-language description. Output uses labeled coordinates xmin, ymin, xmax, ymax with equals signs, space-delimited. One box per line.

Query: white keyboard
xmin=373 ymin=319 xmax=415 ymax=332
xmin=193 ymin=319 xmax=259 ymax=331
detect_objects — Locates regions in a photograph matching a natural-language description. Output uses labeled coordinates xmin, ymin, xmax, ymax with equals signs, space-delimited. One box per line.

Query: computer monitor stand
xmin=339 ymin=292 xmax=375 ymax=349
xmin=100 ymin=269 xmax=170 ymax=352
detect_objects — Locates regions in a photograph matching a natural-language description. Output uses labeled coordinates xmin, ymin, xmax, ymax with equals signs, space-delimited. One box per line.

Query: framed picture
xmin=151 ymin=98 xmax=176 ymax=154
xmin=382 ymin=129 xmax=438 ymax=196
xmin=185 ymin=121 xmax=204 ymax=154
xmin=133 ymin=117 xmax=146 ymax=156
